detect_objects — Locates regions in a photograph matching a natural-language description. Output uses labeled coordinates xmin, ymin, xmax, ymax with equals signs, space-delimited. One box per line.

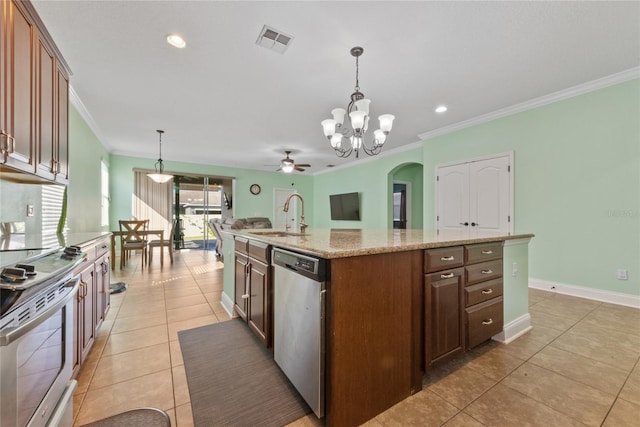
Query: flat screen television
xmin=330 ymin=192 xmax=361 ymax=221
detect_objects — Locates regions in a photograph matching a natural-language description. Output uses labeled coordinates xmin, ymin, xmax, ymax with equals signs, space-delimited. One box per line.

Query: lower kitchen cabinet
xmin=234 ymin=237 xmax=272 ymax=347
xmin=72 ymin=236 xmax=111 ymax=377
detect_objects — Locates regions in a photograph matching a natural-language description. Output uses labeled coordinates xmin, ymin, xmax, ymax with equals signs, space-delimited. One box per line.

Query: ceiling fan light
xmin=379 ymin=114 xmax=395 ymax=132
xmin=349 ymin=110 xmax=366 ymax=130
xmin=321 ymin=119 xmax=336 ymax=137
xmin=281 ymin=163 xmax=295 ymax=173
xmin=354 ymin=99 xmax=371 ymax=115
xmin=331 ymin=108 xmax=346 ymax=126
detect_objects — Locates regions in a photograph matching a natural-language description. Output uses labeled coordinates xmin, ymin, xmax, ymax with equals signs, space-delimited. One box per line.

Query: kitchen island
xmin=224 ymin=228 xmax=533 ymax=426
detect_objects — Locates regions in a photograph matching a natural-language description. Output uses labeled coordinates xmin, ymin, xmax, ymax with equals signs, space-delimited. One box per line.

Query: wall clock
xmin=250 ymin=184 xmax=261 ymax=195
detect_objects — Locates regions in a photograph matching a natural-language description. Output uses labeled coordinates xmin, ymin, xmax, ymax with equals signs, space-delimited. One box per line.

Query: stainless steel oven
xmin=1 ymin=248 xmax=83 ymax=427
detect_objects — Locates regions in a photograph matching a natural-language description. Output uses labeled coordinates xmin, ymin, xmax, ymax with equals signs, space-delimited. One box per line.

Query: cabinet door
xmin=1 ymin=1 xmax=36 ymax=171
xmin=234 ymin=253 xmax=248 ymax=320
xmin=94 ymin=253 xmax=111 ymax=329
xmin=424 ymin=267 xmax=464 ymax=370
xmin=37 ymin=36 xmax=56 ymax=180
xmin=55 ymin=67 xmax=69 ymax=183
xmin=79 ymin=264 xmax=96 ymax=364
xmin=247 ymin=260 xmax=271 ymax=347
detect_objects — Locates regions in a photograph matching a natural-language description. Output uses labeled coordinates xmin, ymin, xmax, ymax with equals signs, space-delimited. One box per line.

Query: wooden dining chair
xmin=148 ymin=219 xmax=177 ymax=266
xmin=119 ymin=219 xmax=149 ymax=269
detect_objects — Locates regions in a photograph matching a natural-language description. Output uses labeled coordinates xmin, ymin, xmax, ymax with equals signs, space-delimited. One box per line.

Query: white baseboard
xmin=492 ymin=313 xmax=532 ymax=344
xmin=529 ymin=278 xmax=640 ymax=309
xmin=220 ymin=292 xmax=237 ymax=318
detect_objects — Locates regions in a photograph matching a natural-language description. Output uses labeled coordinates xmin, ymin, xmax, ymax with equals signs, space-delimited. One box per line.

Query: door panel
xmin=436 ymin=154 xmax=512 ymax=233
xmin=274 ymin=188 xmax=297 ymax=231
xmin=437 ymin=164 xmax=469 ymax=231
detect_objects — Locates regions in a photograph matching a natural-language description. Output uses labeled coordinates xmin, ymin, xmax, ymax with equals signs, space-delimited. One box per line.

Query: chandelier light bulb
xmin=321 ymin=119 xmax=336 ymax=137
xmin=354 ymin=99 xmax=371 ymax=115
xmin=330 ymin=133 xmax=342 ymax=148
xmin=378 ymin=114 xmax=395 ymax=132
xmin=349 ymin=110 xmax=366 ymax=131
xmin=331 ymin=108 xmax=346 ymax=126
xmin=374 ymin=129 xmax=386 ymax=145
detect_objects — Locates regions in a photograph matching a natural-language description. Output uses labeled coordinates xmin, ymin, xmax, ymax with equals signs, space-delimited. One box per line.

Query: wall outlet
xmin=27 ymin=205 xmax=34 ymax=217
xmin=512 ymin=262 xmax=518 ymax=277
xmin=617 ymin=269 xmax=628 ymax=280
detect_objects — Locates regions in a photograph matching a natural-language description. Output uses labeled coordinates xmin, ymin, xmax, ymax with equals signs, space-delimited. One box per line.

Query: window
xmin=101 ymin=160 xmax=109 ymax=226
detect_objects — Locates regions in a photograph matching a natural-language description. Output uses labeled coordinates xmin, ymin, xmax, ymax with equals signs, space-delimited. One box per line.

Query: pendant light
xmin=147 ymin=130 xmax=173 ymax=183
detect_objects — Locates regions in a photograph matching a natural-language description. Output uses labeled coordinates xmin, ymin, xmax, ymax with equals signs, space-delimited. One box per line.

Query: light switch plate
xmin=27 ymin=205 xmax=34 ymax=217
xmin=617 ymin=269 xmax=628 ymax=280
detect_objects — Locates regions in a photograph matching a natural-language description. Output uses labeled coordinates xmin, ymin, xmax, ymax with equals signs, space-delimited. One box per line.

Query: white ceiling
xmin=32 ymin=1 xmax=640 ymax=174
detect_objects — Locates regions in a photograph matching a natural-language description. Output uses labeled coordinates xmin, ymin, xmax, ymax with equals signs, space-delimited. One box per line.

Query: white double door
xmin=436 ymin=153 xmax=512 ymax=233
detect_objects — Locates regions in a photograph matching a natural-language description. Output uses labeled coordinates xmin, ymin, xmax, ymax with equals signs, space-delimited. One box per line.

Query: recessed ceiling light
xmin=435 ymin=105 xmax=448 ymax=113
xmin=167 ymin=34 xmax=186 ymax=48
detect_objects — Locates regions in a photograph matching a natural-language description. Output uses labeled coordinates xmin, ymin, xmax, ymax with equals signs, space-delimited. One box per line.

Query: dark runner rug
xmin=178 ymin=319 xmax=311 ymax=427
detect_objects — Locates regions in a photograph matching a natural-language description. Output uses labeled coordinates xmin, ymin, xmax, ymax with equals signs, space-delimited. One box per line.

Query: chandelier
xmin=321 ymin=46 xmax=395 ymax=158
xmin=147 ymin=130 xmax=174 ymax=183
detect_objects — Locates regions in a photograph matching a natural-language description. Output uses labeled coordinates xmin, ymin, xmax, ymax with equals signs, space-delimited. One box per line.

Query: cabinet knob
xmin=440 ymin=256 xmax=455 ymax=261
xmin=482 ymin=318 xmax=493 ymax=325
xmin=440 ymin=272 xmax=455 ymax=279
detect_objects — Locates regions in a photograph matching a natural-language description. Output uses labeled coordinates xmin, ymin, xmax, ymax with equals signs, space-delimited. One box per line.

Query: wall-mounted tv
xmin=330 ymin=192 xmax=361 ymax=221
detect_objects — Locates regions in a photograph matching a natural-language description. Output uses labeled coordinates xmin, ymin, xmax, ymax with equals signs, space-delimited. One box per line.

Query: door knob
xmin=459 ymin=222 xmax=469 ymax=226
xmin=471 ymin=222 xmax=478 ymax=227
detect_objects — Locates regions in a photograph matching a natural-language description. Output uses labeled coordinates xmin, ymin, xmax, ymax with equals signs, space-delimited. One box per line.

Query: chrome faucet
xmin=283 ymin=193 xmax=308 ymax=234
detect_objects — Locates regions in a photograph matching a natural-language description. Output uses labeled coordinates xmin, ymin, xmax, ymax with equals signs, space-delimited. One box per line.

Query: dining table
xmin=110 ymin=229 xmax=164 ymax=270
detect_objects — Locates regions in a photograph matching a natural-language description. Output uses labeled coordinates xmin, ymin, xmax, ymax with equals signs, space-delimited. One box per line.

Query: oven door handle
xmin=0 ymin=276 xmax=80 ymax=346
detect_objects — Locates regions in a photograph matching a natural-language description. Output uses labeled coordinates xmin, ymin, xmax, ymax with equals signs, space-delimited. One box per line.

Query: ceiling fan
xmin=277 ymin=151 xmax=310 ymax=173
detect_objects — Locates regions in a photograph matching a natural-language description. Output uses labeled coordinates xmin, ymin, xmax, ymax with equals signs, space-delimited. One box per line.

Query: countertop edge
xmin=227 ymin=229 xmax=534 ymax=259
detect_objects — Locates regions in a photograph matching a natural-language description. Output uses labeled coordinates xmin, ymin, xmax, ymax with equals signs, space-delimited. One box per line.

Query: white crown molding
xmin=529 ymin=278 xmax=640 ymax=309
xmin=69 ymin=84 xmax=108 ymax=148
xmin=418 ymin=67 xmax=640 ymax=141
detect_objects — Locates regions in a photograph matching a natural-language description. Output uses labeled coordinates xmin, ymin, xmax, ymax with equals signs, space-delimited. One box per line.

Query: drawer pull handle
xmin=481 ymin=250 xmax=493 ymax=255
xmin=482 ymin=318 xmax=493 ymax=325
xmin=241 ymin=294 xmax=250 ymax=299
xmin=440 ymin=272 xmax=455 ymax=279
xmin=481 ymin=289 xmax=493 ymax=295
xmin=440 ymin=256 xmax=455 ymax=261
xmin=481 ymin=269 xmax=493 ymax=274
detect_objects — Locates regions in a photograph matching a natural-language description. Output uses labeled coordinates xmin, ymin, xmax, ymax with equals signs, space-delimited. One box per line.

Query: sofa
xmin=208 ymin=217 xmax=272 ymax=260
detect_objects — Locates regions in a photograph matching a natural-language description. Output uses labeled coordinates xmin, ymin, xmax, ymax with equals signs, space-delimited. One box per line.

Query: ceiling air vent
xmin=256 ymin=25 xmax=293 ymax=54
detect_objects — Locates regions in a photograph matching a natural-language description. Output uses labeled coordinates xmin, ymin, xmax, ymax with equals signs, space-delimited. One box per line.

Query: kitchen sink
xmin=249 ymin=230 xmax=307 ymax=237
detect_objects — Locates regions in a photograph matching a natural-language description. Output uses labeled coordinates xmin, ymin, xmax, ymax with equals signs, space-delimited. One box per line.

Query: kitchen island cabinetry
xmin=227 ymin=229 xmax=532 ymax=427
xmin=234 ymin=237 xmax=272 ymax=347
xmin=424 ymin=246 xmax=465 ymax=370
xmin=464 ymin=242 xmax=503 ymax=348
xmin=0 ymin=0 xmax=71 ymax=183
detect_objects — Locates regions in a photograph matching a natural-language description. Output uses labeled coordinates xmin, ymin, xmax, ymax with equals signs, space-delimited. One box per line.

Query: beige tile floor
xmin=73 ymin=250 xmax=640 ymax=426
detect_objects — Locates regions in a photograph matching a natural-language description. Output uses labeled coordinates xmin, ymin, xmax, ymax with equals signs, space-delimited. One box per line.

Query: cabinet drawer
xmin=465 ymin=242 xmax=503 ymax=264
xmin=248 ymin=240 xmax=270 ymax=264
xmin=465 ymin=259 xmax=502 ymax=285
xmin=235 ymin=237 xmax=249 ymax=255
xmin=424 ymin=246 xmax=464 ymax=273
xmin=466 ymin=296 xmax=503 ymax=349
xmin=465 ymin=278 xmax=503 ymax=307
xmin=95 ymin=239 xmax=110 ymax=258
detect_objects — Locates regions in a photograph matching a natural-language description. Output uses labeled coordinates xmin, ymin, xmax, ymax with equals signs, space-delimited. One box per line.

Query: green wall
xmin=313 ymin=146 xmax=424 ymax=229
xmin=67 ymin=104 xmax=110 ymax=232
xmin=108 ymin=154 xmax=314 ymax=229
xmin=422 ymin=79 xmax=639 ymax=296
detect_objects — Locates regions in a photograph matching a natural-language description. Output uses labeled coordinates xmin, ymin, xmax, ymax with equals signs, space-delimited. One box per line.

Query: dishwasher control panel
xmin=272 ymin=248 xmax=326 ymax=282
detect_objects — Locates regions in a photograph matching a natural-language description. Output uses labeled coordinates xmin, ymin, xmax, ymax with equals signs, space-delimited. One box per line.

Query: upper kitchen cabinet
xmin=1 ymin=0 xmax=71 ymax=183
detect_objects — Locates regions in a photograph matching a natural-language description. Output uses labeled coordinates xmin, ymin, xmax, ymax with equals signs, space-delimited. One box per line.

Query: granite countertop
xmin=231 ymin=228 xmax=534 ymax=259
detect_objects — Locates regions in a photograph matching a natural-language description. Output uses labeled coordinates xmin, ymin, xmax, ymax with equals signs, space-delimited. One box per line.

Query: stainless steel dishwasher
xmin=272 ymin=248 xmax=327 ymax=418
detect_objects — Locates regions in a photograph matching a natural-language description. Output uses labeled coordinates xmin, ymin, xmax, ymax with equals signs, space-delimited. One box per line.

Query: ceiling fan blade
xmin=295 ymin=163 xmax=311 ymax=168
xmin=294 ymin=166 xmax=306 ymax=172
